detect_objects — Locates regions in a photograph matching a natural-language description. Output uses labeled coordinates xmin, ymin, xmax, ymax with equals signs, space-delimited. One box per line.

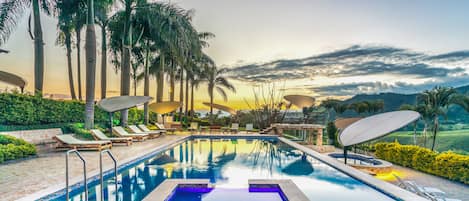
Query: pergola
xmin=338 ymin=111 xmax=420 ymax=164
xmin=97 ymin=96 xmax=153 ymax=133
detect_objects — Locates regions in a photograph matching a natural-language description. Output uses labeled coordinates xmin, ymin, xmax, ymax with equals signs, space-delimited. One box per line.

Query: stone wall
xmin=0 ymin=128 xmax=63 ymax=145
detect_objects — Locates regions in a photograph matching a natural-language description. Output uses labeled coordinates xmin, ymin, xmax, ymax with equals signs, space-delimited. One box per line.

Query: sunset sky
xmin=2 ymin=0 xmax=469 ymax=109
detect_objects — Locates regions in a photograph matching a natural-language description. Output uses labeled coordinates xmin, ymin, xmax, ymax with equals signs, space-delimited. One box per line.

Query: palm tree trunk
xmin=143 ymin=43 xmax=150 ymax=124
xmin=120 ymin=1 xmax=132 ymax=126
xmin=120 ymin=47 xmax=130 ymax=125
xmin=157 ymin=54 xmax=165 ymax=102
xmin=431 ymin=116 xmax=439 ymax=151
xmin=179 ymin=69 xmax=184 ymax=121
xmin=413 ymin=122 xmax=417 ymax=145
xmin=209 ymin=84 xmax=214 ymax=125
xmin=184 ymin=75 xmax=189 ymax=119
xmin=423 ymin=122 xmax=428 ymax=148
xmin=170 ymin=61 xmax=175 ymax=102
xmin=76 ymin=28 xmax=83 ymax=101
xmin=84 ymin=0 xmax=96 ymax=129
xmin=65 ymin=32 xmax=77 ymax=100
xmin=191 ymin=81 xmax=194 ymax=120
xmin=100 ymin=24 xmax=107 ymax=99
xmin=32 ymin=0 xmax=44 ymax=96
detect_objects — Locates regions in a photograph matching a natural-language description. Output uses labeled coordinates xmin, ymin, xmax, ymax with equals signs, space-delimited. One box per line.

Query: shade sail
xmin=284 ymin=95 xmax=315 ymax=108
xmin=149 ymin=101 xmax=181 ymax=114
xmin=334 ymin=117 xmax=362 ymax=130
xmin=202 ymin=102 xmax=236 ymax=115
xmin=339 ymin=111 xmax=420 ymax=146
xmin=0 ymin=71 xmax=26 ymax=89
xmin=97 ymin=96 xmax=152 ymax=112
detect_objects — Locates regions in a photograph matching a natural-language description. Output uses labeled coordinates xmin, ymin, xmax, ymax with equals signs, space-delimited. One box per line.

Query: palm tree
xmin=56 ymin=0 xmax=77 ymax=100
xmin=74 ymin=8 xmax=86 ymax=101
xmin=418 ymin=86 xmax=465 ymax=151
xmin=204 ymin=66 xmax=236 ymax=123
xmin=84 ymin=0 xmax=97 ymax=129
xmin=95 ymin=0 xmax=113 ymax=99
xmin=0 ymin=0 xmax=55 ymax=95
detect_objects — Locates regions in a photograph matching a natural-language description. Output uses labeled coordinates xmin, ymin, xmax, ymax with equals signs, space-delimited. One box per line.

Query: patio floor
xmin=0 ymin=134 xmax=188 ymax=201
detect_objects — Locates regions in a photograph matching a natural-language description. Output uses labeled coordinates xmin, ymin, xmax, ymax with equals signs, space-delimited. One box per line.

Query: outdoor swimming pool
xmin=45 ymin=137 xmax=397 ymax=201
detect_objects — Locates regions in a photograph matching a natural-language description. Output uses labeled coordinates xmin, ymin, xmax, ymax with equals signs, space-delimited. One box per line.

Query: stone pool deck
xmin=384 ymin=165 xmax=469 ymax=201
xmin=0 ymin=134 xmax=189 ymax=201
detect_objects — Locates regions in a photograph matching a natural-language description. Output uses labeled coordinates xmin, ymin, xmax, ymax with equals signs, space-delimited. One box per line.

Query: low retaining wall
xmin=0 ymin=128 xmax=62 ymax=145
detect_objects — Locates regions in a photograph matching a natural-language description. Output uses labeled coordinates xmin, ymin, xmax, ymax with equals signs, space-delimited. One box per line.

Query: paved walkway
xmin=382 ymin=165 xmax=469 ymax=201
xmin=0 ymin=135 xmax=188 ymax=201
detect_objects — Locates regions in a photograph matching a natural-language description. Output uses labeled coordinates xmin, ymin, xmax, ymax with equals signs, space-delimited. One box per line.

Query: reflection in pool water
xmin=56 ymin=138 xmax=395 ymax=201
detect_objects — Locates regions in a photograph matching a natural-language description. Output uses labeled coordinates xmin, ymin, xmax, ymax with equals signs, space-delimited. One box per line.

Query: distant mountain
xmin=342 ymin=85 xmax=469 ymax=124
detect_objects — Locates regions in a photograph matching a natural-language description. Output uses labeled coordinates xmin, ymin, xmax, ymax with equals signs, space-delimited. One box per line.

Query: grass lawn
xmin=374 ymin=129 xmax=469 ymax=154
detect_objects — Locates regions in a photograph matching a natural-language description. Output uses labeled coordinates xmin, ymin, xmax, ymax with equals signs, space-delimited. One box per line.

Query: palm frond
xmin=0 ymin=0 xmax=30 ymax=45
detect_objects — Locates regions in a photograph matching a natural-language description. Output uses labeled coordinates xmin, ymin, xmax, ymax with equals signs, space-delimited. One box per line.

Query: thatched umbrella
xmin=284 ymin=95 xmax=315 ymax=108
xmin=202 ymin=102 xmax=236 ymax=115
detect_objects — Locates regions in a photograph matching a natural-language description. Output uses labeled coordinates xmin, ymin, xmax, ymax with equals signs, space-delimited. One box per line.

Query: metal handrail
xmin=100 ymin=149 xmax=118 ymax=201
xmin=66 ymin=149 xmax=88 ymax=201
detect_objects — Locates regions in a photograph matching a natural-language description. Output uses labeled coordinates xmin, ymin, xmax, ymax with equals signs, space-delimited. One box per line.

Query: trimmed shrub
xmin=375 ymin=142 xmax=469 ymax=184
xmin=0 ymin=134 xmax=36 ymax=163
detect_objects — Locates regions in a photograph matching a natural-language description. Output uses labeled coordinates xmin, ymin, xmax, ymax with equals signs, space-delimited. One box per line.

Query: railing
xmin=65 ymin=149 xmax=87 ymax=201
xmin=100 ymin=149 xmax=118 ymax=201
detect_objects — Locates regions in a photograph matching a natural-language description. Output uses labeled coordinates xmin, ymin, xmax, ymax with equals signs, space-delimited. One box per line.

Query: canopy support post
xmin=109 ymin=112 xmax=113 ymax=135
xmin=344 ymin=146 xmax=348 ymax=164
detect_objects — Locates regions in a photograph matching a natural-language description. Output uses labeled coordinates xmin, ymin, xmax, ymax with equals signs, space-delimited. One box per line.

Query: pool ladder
xmin=65 ymin=149 xmax=118 ymax=201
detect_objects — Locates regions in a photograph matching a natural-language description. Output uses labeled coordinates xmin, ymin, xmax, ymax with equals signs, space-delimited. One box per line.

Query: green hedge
xmin=0 ymin=93 xmax=108 ymax=126
xmin=375 ymin=142 xmax=469 ymax=184
xmin=0 ymin=135 xmax=36 ymax=163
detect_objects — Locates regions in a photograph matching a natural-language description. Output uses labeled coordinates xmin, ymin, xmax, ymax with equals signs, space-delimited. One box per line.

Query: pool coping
xmin=143 ymin=179 xmax=212 ymax=201
xmin=278 ymin=137 xmax=428 ymax=201
xmin=19 ymin=134 xmax=427 ymax=201
xmin=249 ymin=179 xmax=309 ymax=201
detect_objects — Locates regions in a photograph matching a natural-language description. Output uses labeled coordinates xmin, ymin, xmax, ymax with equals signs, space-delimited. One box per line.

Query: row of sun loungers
xmin=394 ymin=174 xmax=461 ymax=201
xmin=53 ymin=124 xmax=170 ymax=151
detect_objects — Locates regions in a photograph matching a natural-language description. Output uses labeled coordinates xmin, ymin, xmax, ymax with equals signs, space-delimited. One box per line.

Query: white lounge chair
xmin=112 ymin=126 xmax=148 ymax=141
xmin=188 ymin=122 xmax=199 ymax=134
xmin=53 ymin=134 xmax=112 ymax=151
xmin=245 ymin=123 xmax=254 ymax=133
xmin=230 ymin=123 xmax=239 ymax=134
xmin=138 ymin=124 xmax=166 ymax=134
xmin=91 ymin=129 xmax=132 ymax=146
xmin=155 ymin=123 xmax=176 ymax=134
xmin=393 ymin=174 xmax=447 ymax=199
xmin=128 ymin=125 xmax=162 ymax=138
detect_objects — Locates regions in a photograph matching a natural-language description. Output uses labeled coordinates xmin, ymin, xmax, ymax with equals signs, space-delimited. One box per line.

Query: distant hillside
xmin=342 ymin=84 xmax=469 ymax=125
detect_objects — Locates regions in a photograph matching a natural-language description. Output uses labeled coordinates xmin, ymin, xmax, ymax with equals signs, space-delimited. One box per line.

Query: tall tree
xmin=56 ymin=0 xmax=77 ymax=99
xmin=84 ymin=0 xmax=96 ymax=129
xmin=74 ymin=8 xmax=86 ymax=100
xmin=203 ymin=66 xmax=236 ymax=123
xmin=0 ymin=0 xmax=55 ymax=95
xmin=95 ymin=0 xmax=112 ymax=99
xmin=418 ymin=86 xmax=465 ymax=151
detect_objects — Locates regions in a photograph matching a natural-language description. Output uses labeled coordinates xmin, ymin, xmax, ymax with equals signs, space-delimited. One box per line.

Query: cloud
xmin=308 ymin=76 xmax=469 ymax=96
xmin=227 ymin=45 xmax=469 ymax=83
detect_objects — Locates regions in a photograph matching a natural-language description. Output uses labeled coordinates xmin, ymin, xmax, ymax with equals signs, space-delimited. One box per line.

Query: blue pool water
xmin=168 ymin=187 xmax=286 ymax=201
xmin=48 ymin=137 xmax=396 ymax=201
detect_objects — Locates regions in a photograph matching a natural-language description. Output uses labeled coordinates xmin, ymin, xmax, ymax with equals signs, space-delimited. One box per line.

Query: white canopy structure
xmin=338 ymin=110 xmax=420 ymax=164
xmin=97 ymin=96 xmax=152 ymax=133
xmin=339 ymin=111 xmax=420 ymax=147
xmin=284 ymin=95 xmax=315 ymax=108
xmin=149 ymin=101 xmax=181 ymax=114
xmin=0 ymin=71 xmax=26 ymax=92
xmin=202 ymin=102 xmax=237 ymax=115
xmin=97 ymin=96 xmax=152 ymax=113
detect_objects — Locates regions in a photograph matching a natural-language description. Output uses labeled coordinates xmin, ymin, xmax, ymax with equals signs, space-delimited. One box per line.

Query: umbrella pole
xmin=344 ymin=146 xmax=348 ymax=164
xmin=109 ymin=112 xmax=113 ymax=134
